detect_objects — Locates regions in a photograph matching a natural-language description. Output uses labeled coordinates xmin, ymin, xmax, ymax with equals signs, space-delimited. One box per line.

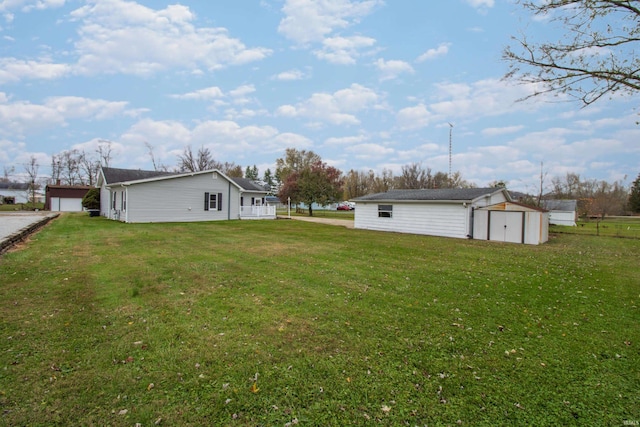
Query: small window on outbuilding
xmin=378 ymin=204 xmax=392 ymax=218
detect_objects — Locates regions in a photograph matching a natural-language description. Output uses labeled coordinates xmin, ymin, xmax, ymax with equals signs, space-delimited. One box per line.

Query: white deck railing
xmin=240 ymin=205 xmax=276 ymax=219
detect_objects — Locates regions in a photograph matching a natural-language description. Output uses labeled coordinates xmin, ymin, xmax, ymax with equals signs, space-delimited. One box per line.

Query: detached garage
xmin=45 ymin=185 xmax=93 ymax=212
xmin=473 ymin=202 xmax=548 ymax=245
xmin=352 ymin=187 xmax=511 ymax=240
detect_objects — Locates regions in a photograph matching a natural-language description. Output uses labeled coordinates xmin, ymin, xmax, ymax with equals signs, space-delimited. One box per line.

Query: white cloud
xmin=314 ymin=35 xmax=376 ymax=65
xmin=324 ymin=134 xmax=368 ymax=145
xmin=278 ymin=0 xmax=382 ymax=45
xmin=171 ymin=86 xmax=224 ymax=101
xmin=396 ymin=103 xmax=432 ymax=131
xmin=45 ymin=96 xmax=129 ymax=120
xmin=273 ymin=69 xmax=306 ymax=81
xmin=0 ymin=94 xmax=130 ymax=136
xmin=276 ymin=83 xmax=380 ymax=126
xmin=0 ymin=0 xmax=66 ymax=13
xmin=416 ymin=43 xmax=451 ymax=62
xmin=0 ymin=57 xmax=71 ymax=84
xmin=346 ymin=142 xmax=394 ymax=160
xmin=69 ymin=0 xmax=271 ymax=76
xmin=465 ymin=0 xmax=495 ymax=9
xmin=374 ymin=58 xmax=414 ymax=81
xmin=481 ymin=125 xmax=524 ymax=137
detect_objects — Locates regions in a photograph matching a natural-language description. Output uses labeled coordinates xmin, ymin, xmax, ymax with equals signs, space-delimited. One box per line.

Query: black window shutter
xmin=204 ymin=192 xmax=209 ymax=211
xmin=217 ymin=193 xmax=223 ymax=211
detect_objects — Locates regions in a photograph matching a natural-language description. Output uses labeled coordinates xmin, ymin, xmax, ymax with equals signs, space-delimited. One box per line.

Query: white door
xmin=489 ymin=211 xmax=523 ymax=243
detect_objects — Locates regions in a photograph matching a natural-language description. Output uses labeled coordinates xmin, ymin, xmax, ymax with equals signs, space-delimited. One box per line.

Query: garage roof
xmin=352 ymin=187 xmax=510 ymax=202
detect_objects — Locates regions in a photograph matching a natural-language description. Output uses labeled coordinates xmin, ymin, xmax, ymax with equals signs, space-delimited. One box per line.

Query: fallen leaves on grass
xmin=249 ymin=382 xmax=259 ymax=393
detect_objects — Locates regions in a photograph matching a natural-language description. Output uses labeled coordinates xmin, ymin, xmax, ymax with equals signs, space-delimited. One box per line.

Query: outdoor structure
xmin=353 ymin=188 xmax=547 ymax=244
xmin=45 ymin=185 xmax=93 ymax=212
xmin=473 ymin=201 xmax=549 ymax=245
xmin=97 ymin=167 xmax=274 ymax=223
xmin=352 ymin=187 xmax=511 ymax=240
xmin=541 ymin=199 xmax=577 ymax=226
xmin=0 ymin=182 xmax=30 ymax=204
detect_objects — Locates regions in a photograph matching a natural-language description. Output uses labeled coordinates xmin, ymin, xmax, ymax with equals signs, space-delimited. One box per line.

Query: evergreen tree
xmin=245 ymin=165 xmax=259 ymax=181
xmin=629 ymin=173 xmax=640 ymax=213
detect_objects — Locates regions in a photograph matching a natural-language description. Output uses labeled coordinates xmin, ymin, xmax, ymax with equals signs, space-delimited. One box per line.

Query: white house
xmin=541 ymin=199 xmax=577 ymax=226
xmin=473 ymin=201 xmax=549 ymax=245
xmin=0 ymin=182 xmax=31 ymax=204
xmin=352 ymin=187 xmax=511 ymax=240
xmin=97 ymin=167 xmax=275 ymax=223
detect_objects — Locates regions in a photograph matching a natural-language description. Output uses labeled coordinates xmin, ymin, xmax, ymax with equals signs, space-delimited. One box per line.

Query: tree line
xmin=5 ymin=145 xmax=640 ymax=217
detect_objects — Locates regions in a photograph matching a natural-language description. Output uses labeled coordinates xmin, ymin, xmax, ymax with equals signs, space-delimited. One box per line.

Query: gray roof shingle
xmin=101 ymin=167 xmax=176 ymax=184
xmin=352 ymin=187 xmax=505 ymax=202
xmin=542 ymin=199 xmax=577 ymax=211
xmin=230 ymin=177 xmax=268 ymax=192
xmin=101 ymin=167 xmax=268 ymax=192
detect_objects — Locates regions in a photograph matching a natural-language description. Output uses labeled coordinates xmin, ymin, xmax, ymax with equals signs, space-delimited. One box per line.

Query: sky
xmin=0 ymin=0 xmax=638 ymax=193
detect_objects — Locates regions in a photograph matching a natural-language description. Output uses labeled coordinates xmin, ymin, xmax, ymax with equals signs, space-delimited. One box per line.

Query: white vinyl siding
xmin=124 ymin=174 xmax=239 ymax=223
xmin=548 ymin=211 xmax=576 ymax=226
xmin=355 ymin=202 xmax=470 ymax=239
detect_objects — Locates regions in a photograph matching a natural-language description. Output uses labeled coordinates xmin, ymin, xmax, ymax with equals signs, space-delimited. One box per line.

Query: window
xmin=204 ymin=192 xmax=223 ymax=211
xmin=378 ymin=204 xmax=393 ymax=218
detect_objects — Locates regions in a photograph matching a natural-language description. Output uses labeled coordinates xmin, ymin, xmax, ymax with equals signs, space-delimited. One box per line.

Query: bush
xmin=82 ymin=188 xmax=100 ymax=210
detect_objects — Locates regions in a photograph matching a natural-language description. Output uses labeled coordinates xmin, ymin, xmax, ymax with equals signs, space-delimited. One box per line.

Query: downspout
xmin=469 ymin=206 xmax=475 ymax=239
xmin=228 ymin=180 xmax=231 ymax=220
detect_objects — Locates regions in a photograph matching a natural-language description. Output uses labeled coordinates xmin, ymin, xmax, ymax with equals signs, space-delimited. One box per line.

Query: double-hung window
xmin=204 ymin=192 xmax=223 ymax=211
xmin=378 ymin=204 xmax=393 ymax=218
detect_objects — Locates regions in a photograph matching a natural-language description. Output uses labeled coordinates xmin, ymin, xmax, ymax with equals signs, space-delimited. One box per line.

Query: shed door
xmin=489 ymin=211 xmax=524 ymax=243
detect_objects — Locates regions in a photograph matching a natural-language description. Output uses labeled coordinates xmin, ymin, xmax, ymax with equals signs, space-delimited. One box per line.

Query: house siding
xmin=355 ymin=202 xmax=470 ymax=239
xmin=124 ymin=173 xmax=240 ymax=223
xmin=548 ymin=211 xmax=576 ymax=226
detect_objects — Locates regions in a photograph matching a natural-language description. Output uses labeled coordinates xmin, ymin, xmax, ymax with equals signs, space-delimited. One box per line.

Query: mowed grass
xmin=551 ymin=216 xmax=640 ymax=239
xmin=0 ymin=214 xmax=638 ymax=426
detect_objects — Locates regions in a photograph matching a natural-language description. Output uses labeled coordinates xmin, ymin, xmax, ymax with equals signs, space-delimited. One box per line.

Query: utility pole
xmin=448 ymin=123 xmax=453 ymax=186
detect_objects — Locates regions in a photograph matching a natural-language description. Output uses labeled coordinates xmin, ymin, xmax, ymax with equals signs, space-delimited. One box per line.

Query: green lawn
xmin=0 ymin=214 xmax=638 ymax=426
xmin=551 ymin=216 xmax=640 ymax=239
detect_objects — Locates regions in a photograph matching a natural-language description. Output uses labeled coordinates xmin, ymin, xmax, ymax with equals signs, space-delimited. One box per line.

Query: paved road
xmin=0 ymin=212 xmax=58 ymax=243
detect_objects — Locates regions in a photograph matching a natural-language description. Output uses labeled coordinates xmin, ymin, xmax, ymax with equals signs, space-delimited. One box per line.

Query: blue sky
xmin=0 ymin=0 xmax=638 ymax=193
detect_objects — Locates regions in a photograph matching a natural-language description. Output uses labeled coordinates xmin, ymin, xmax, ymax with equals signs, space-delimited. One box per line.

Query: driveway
xmin=282 ymin=215 xmax=354 ymax=229
xmin=0 ymin=212 xmax=59 ymax=253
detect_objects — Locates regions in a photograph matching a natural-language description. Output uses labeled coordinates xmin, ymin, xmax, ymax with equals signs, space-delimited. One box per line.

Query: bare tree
xmin=2 ymin=166 xmax=14 ymax=183
xmin=178 ymin=145 xmax=220 ymax=172
xmin=397 ymin=162 xmax=431 ymax=189
xmin=23 ymin=155 xmax=39 ymax=207
xmin=78 ymin=150 xmax=100 ymax=185
xmin=504 ymin=1 xmax=640 ymax=106
xmin=96 ymin=140 xmax=113 ymax=167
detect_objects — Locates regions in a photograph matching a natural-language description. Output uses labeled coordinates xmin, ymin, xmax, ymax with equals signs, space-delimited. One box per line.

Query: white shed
xmin=473 ymin=202 xmax=549 ymax=245
xmin=541 ymin=199 xmax=577 ymax=226
xmin=352 ymin=187 xmax=511 ymax=240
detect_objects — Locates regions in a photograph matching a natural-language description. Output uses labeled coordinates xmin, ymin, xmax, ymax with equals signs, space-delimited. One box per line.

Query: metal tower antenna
xmin=448 ymin=123 xmax=453 ymax=185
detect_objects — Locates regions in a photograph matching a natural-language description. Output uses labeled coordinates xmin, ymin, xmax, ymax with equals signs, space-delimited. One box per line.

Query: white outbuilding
xmin=473 ymin=201 xmax=549 ymax=245
xmin=541 ymin=199 xmax=577 ymax=226
xmin=352 ymin=187 xmax=548 ymax=245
